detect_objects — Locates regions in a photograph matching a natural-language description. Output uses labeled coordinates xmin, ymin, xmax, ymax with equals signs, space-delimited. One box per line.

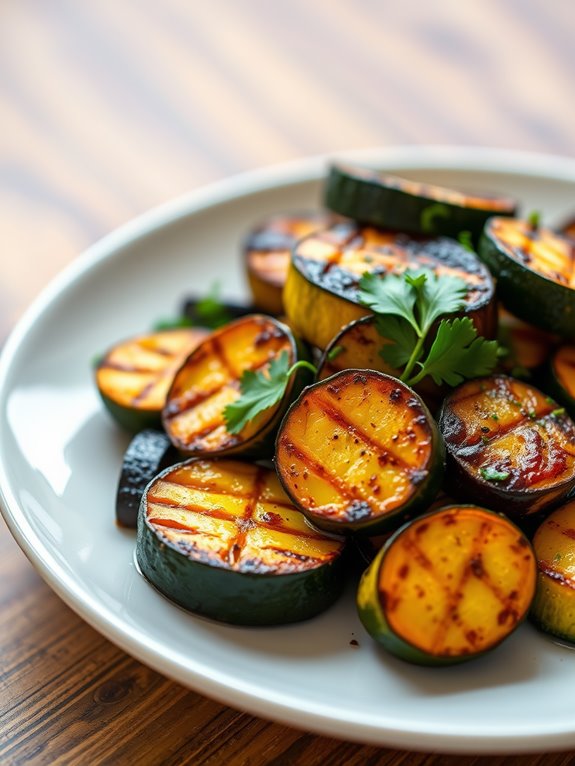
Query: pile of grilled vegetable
xmin=94 ymin=163 xmax=575 ymax=666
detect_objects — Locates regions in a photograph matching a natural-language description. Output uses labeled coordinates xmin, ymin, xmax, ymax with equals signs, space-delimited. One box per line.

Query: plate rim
xmin=3 ymin=145 xmax=575 ymax=754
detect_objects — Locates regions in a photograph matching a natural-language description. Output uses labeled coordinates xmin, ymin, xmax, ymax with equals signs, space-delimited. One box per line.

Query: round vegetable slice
xmin=163 ymin=315 xmax=307 ymax=459
xmin=497 ymin=307 xmax=556 ymax=379
xmin=545 ymin=345 xmax=575 ymax=418
xmin=284 ymin=222 xmax=497 ymax=350
xmin=324 ymin=163 xmax=517 ymax=240
xmin=116 ymin=429 xmax=177 ymax=529
xmin=95 ymin=328 xmax=209 ymax=432
xmin=438 ymin=375 xmax=575 ymax=518
xmin=479 ymin=218 xmax=575 ymax=338
xmin=136 ymin=459 xmax=346 ymax=625
xmin=531 ymin=499 xmax=575 ymax=643
xmin=275 ymin=370 xmax=444 ymax=535
xmin=317 ymin=315 xmax=443 ymax=409
xmin=244 ymin=211 xmax=338 ymax=315
xmin=357 ymin=505 xmax=537 ymax=666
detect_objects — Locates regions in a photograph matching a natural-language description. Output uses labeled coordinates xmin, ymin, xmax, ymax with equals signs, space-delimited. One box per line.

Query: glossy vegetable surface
xmin=546 ymin=345 xmax=575 ymax=418
xmin=497 ymin=308 xmax=555 ymax=378
xmin=284 ymin=222 xmax=496 ymax=349
xmin=136 ymin=459 xmax=346 ymax=625
xmin=439 ymin=375 xmax=575 ymax=517
xmin=479 ymin=218 xmax=575 ymax=338
xmin=357 ymin=505 xmax=537 ymax=665
xmin=244 ymin=211 xmax=337 ymax=314
xmin=324 ymin=163 xmax=517 ymax=240
xmin=531 ymin=499 xmax=575 ymax=643
xmin=95 ymin=328 xmax=209 ymax=432
xmin=163 ymin=315 xmax=304 ymax=459
xmin=276 ymin=369 xmax=444 ymax=535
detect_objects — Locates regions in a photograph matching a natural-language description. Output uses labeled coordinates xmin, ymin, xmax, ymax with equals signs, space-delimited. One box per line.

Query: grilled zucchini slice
xmin=357 ymin=505 xmax=536 ymax=666
xmin=116 ymin=429 xmax=177 ymax=528
xmin=545 ymin=345 xmax=575 ymax=418
xmin=497 ymin=308 xmax=556 ymax=379
xmin=95 ymin=328 xmax=209 ymax=432
xmin=479 ymin=218 xmax=575 ymax=338
xmin=317 ymin=315 xmax=443 ymax=409
xmin=284 ymin=222 xmax=497 ymax=350
xmin=324 ymin=163 xmax=517 ymax=240
xmin=136 ymin=459 xmax=346 ymax=625
xmin=163 ymin=315 xmax=308 ymax=459
xmin=276 ymin=369 xmax=444 ymax=535
xmin=438 ymin=375 xmax=575 ymax=518
xmin=244 ymin=211 xmax=337 ymax=315
xmin=530 ymin=499 xmax=575 ymax=643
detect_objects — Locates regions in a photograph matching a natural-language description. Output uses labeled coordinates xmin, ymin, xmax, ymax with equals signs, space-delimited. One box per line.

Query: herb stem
xmin=287 ymin=360 xmax=318 ymax=378
xmin=400 ymin=333 xmax=426 ymax=383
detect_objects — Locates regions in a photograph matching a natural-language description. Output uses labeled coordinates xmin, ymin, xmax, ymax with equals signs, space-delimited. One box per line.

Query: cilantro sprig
xmin=223 ymin=352 xmax=316 ymax=434
xmin=359 ymin=269 xmax=499 ymax=387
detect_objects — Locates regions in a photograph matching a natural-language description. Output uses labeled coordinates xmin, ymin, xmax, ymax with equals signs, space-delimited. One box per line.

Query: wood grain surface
xmin=2 ymin=1 xmax=575 ymax=763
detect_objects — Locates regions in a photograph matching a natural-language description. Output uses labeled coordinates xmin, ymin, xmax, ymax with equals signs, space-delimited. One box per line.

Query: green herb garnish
xmin=457 ymin=231 xmax=474 ymax=252
xmin=551 ymin=407 xmax=566 ymax=418
xmin=223 ymin=352 xmax=316 ymax=434
xmin=480 ymin=467 xmax=510 ymax=482
xmin=327 ymin=345 xmax=345 ymax=362
xmin=527 ymin=210 xmax=541 ymax=229
xmin=152 ymin=315 xmax=195 ymax=331
xmin=359 ymin=269 xmax=499 ymax=387
xmin=193 ymin=282 xmax=233 ymax=329
xmin=420 ymin=203 xmax=450 ymax=233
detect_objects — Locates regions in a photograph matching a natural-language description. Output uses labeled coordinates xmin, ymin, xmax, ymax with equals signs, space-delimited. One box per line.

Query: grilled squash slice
xmin=357 ymin=505 xmax=536 ymax=665
xmin=163 ymin=315 xmax=307 ymax=459
xmin=530 ymin=499 xmax=575 ymax=643
xmin=438 ymin=375 xmax=575 ymax=518
xmin=244 ymin=211 xmax=337 ymax=315
xmin=116 ymin=429 xmax=177 ymax=528
xmin=95 ymin=328 xmax=209 ymax=432
xmin=275 ymin=370 xmax=444 ymax=535
xmin=136 ymin=459 xmax=346 ymax=625
xmin=317 ymin=315 xmax=443 ymax=409
xmin=497 ymin=307 xmax=556 ymax=379
xmin=545 ymin=345 xmax=575 ymax=418
xmin=284 ymin=222 xmax=497 ymax=350
xmin=480 ymin=218 xmax=575 ymax=338
xmin=324 ymin=163 xmax=517 ymax=240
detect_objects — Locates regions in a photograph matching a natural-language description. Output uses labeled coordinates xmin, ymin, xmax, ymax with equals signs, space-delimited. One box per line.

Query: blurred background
xmin=2 ymin=0 xmax=575 ymax=339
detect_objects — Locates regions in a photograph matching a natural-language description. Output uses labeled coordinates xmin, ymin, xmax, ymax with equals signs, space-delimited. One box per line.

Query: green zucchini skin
xmin=479 ymin=219 xmax=575 ymax=339
xmin=116 ymin=429 xmax=177 ymax=528
xmin=324 ymin=164 xmax=517 ymax=241
xmin=136 ymin=460 xmax=346 ymax=626
xmin=97 ymin=394 xmax=162 ymax=434
xmin=357 ymin=505 xmax=536 ymax=666
xmin=137 ymin=521 xmax=345 ymax=626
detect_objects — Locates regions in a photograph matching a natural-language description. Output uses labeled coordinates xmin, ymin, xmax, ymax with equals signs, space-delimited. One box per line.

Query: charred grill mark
xmin=225 ymin=466 xmax=267 ymax=567
xmin=311 ymin=391 xmax=428 ymax=476
xmin=147 ymin=497 xmax=245 ymax=525
xmin=279 ymin=439 xmax=361 ymax=504
xmin=210 ymin=335 xmax=239 ymax=381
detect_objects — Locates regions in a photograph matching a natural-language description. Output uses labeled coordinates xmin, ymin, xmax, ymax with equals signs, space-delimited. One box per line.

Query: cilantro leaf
xmin=480 ymin=467 xmax=510 ymax=482
xmin=358 ymin=272 xmax=418 ymax=332
xmin=412 ymin=317 xmax=499 ymax=386
xmin=376 ymin=315 xmax=418 ymax=369
xmin=416 ymin=271 xmax=468 ymax=335
xmin=152 ymin=315 xmax=195 ymax=331
xmin=457 ymin=231 xmax=474 ymax=252
xmin=223 ymin=352 xmax=291 ymax=434
xmin=194 ymin=282 xmax=232 ymax=329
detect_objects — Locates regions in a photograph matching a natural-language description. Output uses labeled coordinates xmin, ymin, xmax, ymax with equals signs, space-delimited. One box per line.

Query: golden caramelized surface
xmin=553 ymin=346 xmax=575 ymax=398
xmin=441 ymin=376 xmax=575 ymax=499
xmin=533 ymin=500 xmax=575 ymax=589
xmin=96 ymin=328 xmax=208 ymax=410
xmin=246 ymin=212 xmax=336 ymax=288
xmin=344 ymin=165 xmax=517 ymax=211
xmin=163 ymin=316 xmax=292 ymax=453
xmin=380 ymin=507 xmax=536 ymax=657
xmin=294 ymin=223 xmax=493 ymax=309
xmin=276 ymin=370 xmax=434 ymax=524
xmin=490 ymin=218 xmax=575 ymax=288
xmin=498 ymin=308 xmax=555 ymax=372
xmin=145 ymin=460 xmax=344 ymax=573
xmin=318 ymin=317 xmax=395 ymax=381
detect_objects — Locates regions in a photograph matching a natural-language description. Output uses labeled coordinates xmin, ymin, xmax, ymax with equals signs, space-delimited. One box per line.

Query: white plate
xmin=3 ymin=146 xmax=575 ymax=755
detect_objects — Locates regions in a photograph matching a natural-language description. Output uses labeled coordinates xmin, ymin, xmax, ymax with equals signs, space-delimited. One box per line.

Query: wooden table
xmin=2 ymin=2 xmax=575 ymax=763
